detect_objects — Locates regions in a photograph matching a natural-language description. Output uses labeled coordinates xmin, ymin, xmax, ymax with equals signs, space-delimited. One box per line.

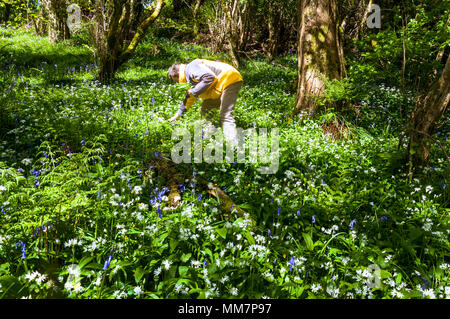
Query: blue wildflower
xmin=277 ymin=206 xmax=281 ymax=216
xmin=268 ymin=229 xmax=273 ymax=240
xmin=312 ymin=216 xmax=316 ymax=224
xmin=103 ymin=254 xmax=112 ymax=270
xmin=289 ymin=257 xmax=295 ymax=272
xmin=297 ymin=209 xmax=301 ymax=216
xmin=15 ymin=241 xmax=26 ymax=259
xmin=198 ymin=194 xmax=202 ymax=201
xmin=157 ymin=206 xmax=162 ymax=218
xmin=349 ymin=219 xmax=357 ymax=231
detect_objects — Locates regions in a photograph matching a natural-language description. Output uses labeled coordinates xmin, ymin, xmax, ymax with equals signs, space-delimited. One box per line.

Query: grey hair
xmin=168 ymin=63 xmax=182 ymax=80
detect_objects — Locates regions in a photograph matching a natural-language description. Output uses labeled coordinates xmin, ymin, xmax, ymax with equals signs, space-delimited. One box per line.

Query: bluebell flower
xmin=312 ymin=216 xmax=316 ymax=224
xmin=442 ymin=181 xmax=446 ymax=190
xmin=179 ymin=184 xmax=185 ymax=193
xmin=154 ymin=151 xmax=160 ymax=158
xmin=380 ymin=215 xmax=389 ymax=221
xmin=33 ymin=227 xmax=41 ymax=238
xmin=157 ymin=206 xmax=162 ymax=218
xmin=80 ymin=139 xmax=85 ymax=146
xmin=15 ymin=241 xmax=26 ymax=259
xmin=198 ymin=194 xmax=202 ymax=201
xmin=277 ymin=206 xmax=281 ymax=216
xmin=268 ymin=229 xmax=273 ymax=240
xmin=349 ymin=219 xmax=357 ymax=231
xmin=98 ymin=189 xmax=101 ymax=197
xmin=297 ymin=210 xmax=301 ymax=216
xmin=103 ymin=254 xmax=112 ymax=270
xmin=289 ymin=257 xmax=295 ymax=272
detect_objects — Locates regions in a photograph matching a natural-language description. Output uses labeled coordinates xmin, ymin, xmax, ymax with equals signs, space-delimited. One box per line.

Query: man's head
xmin=168 ymin=63 xmax=184 ymax=82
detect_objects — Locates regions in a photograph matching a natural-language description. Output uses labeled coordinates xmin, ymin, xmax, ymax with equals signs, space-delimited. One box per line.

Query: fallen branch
xmin=152 ymin=155 xmax=251 ymax=222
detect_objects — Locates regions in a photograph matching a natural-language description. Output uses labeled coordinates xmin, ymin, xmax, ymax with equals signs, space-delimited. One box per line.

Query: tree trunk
xmin=266 ymin=2 xmax=279 ymax=61
xmin=44 ymin=0 xmax=71 ymax=42
xmin=3 ymin=3 xmax=11 ymax=25
xmin=295 ymin=0 xmax=345 ymax=115
xmin=98 ymin=0 xmax=165 ymax=82
xmin=192 ymin=0 xmax=202 ymax=40
xmin=408 ymin=57 xmax=450 ymax=169
xmin=219 ymin=0 xmax=240 ymax=68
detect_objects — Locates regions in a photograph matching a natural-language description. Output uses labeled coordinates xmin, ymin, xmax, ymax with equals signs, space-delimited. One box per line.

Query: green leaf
xmin=395 ymin=273 xmax=403 ymax=284
xmin=0 ymin=275 xmax=27 ymax=298
xmin=216 ymin=227 xmax=227 ymax=239
xmin=380 ymin=270 xmax=392 ymax=279
xmin=134 ymin=267 xmax=145 ymax=283
xmin=178 ymin=266 xmax=189 ymax=276
xmin=78 ymin=256 xmax=94 ymax=269
xmin=181 ymin=253 xmax=191 ymax=262
xmin=245 ymin=231 xmax=255 ymax=245
xmin=169 ymin=238 xmax=178 ymax=253
xmin=302 ymin=233 xmax=314 ymax=251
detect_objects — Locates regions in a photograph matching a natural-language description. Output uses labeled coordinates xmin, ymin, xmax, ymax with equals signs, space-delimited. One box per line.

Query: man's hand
xmin=168 ymin=114 xmax=180 ymax=122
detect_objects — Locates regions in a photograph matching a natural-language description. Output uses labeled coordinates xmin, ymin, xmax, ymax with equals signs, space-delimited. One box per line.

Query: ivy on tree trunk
xmin=295 ymin=0 xmax=346 ymax=115
xmin=98 ymin=0 xmax=165 ymax=83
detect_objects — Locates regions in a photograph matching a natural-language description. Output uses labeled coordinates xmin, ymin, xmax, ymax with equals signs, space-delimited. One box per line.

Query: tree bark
xmin=266 ymin=2 xmax=279 ymax=61
xmin=192 ymin=0 xmax=202 ymax=39
xmin=45 ymin=0 xmax=71 ymax=43
xmin=98 ymin=0 xmax=165 ymax=82
xmin=408 ymin=57 xmax=450 ymax=169
xmin=294 ymin=0 xmax=345 ymax=115
xmin=219 ymin=0 xmax=240 ymax=68
xmin=2 ymin=2 xmax=11 ymax=25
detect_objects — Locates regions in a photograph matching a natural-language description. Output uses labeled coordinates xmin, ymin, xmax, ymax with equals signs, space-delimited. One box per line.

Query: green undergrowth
xmin=0 ymin=27 xmax=449 ymax=299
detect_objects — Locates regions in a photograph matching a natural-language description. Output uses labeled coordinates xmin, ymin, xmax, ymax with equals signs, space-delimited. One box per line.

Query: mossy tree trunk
xmin=192 ymin=0 xmax=203 ymax=40
xmin=408 ymin=57 xmax=449 ymax=170
xmin=295 ymin=0 xmax=346 ymax=115
xmin=43 ymin=0 xmax=70 ymax=43
xmin=98 ymin=0 xmax=165 ymax=82
xmin=218 ymin=0 xmax=240 ymax=68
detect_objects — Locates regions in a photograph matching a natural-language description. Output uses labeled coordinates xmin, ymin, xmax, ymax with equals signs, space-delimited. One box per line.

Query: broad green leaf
xmin=302 ymin=233 xmax=314 ymax=251
xmin=178 ymin=266 xmax=189 ymax=276
xmin=134 ymin=267 xmax=145 ymax=283
xmin=181 ymin=253 xmax=191 ymax=262
xmin=216 ymin=227 xmax=227 ymax=239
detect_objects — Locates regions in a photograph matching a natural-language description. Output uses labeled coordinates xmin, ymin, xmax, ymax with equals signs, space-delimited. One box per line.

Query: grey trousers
xmin=201 ymin=81 xmax=242 ymax=145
